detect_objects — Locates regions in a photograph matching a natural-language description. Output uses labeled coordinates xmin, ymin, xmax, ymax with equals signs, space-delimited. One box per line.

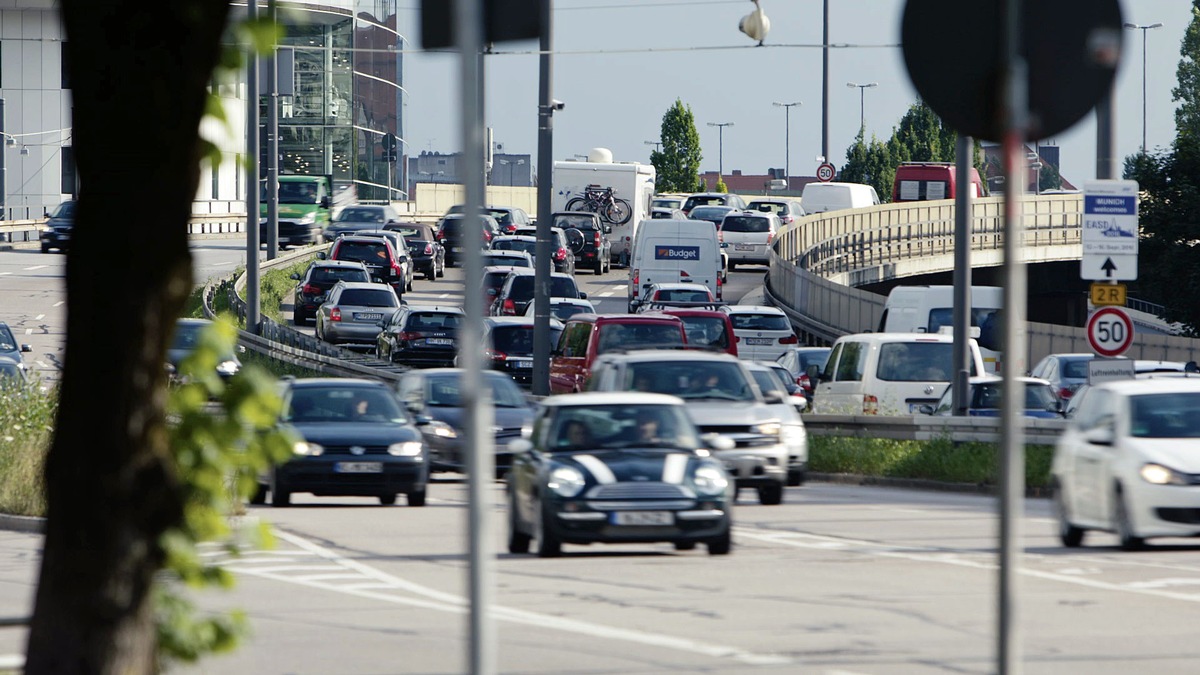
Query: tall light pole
xmin=707 ymin=122 xmax=733 ymax=185
xmin=1124 ymin=22 xmax=1163 ymax=154
xmin=644 ymin=140 xmax=661 ymax=152
xmin=846 ymin=82 xmax=878 ymax=133
xmin=772 ymin=101 xmax=801 ymax=183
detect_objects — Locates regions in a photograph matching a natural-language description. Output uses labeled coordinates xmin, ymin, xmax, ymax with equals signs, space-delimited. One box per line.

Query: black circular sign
xmin=902 ymin=0 xmax=1123 ymax=141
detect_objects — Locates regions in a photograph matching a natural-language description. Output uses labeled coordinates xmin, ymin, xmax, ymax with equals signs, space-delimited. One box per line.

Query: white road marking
xmin=599 ymin=290 xmax=615 ymax=297
xmin=0 ymin=273 xmax=10 ymax=276
xmin=34 ymin=360 xmax=47 ymax=368
xmin=229 ymin=529 xmax=790 ymax=667
xmin=734 ymin=526 xmax=1200 ymax=604
xmin=439 ymin=293 xmax=450 ymax=298
xmin=24 ymin=329 xmax=32 ymax=335
xmin=212 ymin=261 xmax=235 ymax=267
xmin=23 ymin=265 xmax=47 ymax=271
xmin=34 ymin=314 xmax=44 ymax=320
xmin=53 ymin=301 xmax=64 ymax=307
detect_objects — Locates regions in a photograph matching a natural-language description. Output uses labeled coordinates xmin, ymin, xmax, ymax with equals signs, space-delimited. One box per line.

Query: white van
xmin=810 ymin=333 xmax=986 ymax=416
xmin=628 ymin=219 xmax=722 ymax=312
xmin=878 ymin=285 xmax=1003 ymax=373
xmin=799 ymin=181 xmax=880 ymax=214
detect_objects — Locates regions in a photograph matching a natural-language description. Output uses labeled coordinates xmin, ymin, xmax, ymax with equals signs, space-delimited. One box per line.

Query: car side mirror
xmin=405 ymin=399 xmax=425 ymax=413
xmin=762 ymin=390 xmax=785 ymax=404
xmin=790 ymin=394 xmax=808 ymax=412
xmin=486 ymin=288 xmax=497 ymax=296
xmin=805 ymin=364 xmax=822 ymax=383
xmin=290 ymin=273 xmax=301 ymax=280
xmin=701 ymin=433 xmax=735 ymax=452
xmin=507 ymin=438 xmax=534 ymax=455
xmin=603 ymin=225 xmax=612 ymax=234
xmin=578 ymin=291 xmax=587 ymax=299
xmin=317 ymin=252 xmax=327 ymax=260
xmin=917 ymin=404 xmax=935 ymax=415
xmin=20 ymin=344 xmax=32 ymax=353
xmin=1084 ymin=425 xmax=1115 ymax=446
xmin=320 ymin=196 xmax=331 ymax=208
xmin=415 ymin=414 xmax=433 ymax=425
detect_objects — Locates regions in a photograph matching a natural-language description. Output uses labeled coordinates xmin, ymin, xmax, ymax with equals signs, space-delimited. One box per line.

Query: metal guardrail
xmin=802 ymin=413 xmax=1067 ymax=446
xmin=0 ymin=212 xmax=250 ymax=245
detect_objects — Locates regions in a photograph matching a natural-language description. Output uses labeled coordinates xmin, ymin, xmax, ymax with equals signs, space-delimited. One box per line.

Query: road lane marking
xmin=599 ymin=290 xmax=615 ymax=297
xmin=34 ymin=361 xmax=47 ymax=368
xmin=734 ymin=526 xmax=1200 ymax=604
xmin=23 ymin=265 xmax=47 ymax=271
xmin=24 ymin=329 xmax=32 ymax=335
xmin=0 ymin=273 xmax=10 ymax=276
xmin=34 ymin=314 xmax=44 ymax=320
xmin=53 ymin=301 xmax=64 ymax=307
xmin=226 ymin=529 xmax=791 ymax=667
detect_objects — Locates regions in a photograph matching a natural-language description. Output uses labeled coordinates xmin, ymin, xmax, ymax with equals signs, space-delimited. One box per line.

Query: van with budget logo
xmin=627 ymin=219 xmax=722 ymax=312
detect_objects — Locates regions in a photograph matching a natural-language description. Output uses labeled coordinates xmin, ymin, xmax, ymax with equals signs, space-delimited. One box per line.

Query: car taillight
xmin=734 ymin=335 xmax=741 ymax=343
xmin=718 ymin=230 xmax=724 ymax=243
xmin=767 ymin=230 xmax=775 ymax=244
xmin=594 ymin=231 xmax=601 ymax=247
xmin=1058 ymin=387 xmax=1074 ymax=399
xmin=863 ymin=395 xmax=879 ymax=415
xmin=797 ymin=374 xmax=809 ymax=388
xmin=423 ymin=242 xmax=433 ymax=255
xmin=483 ymin=231 xmax=493 ymax=242
xmin=502 ymin=298 xmax=516 ymax=315
xmin=435 ymin=229 xmax=445 ymax=241
xmin=554 ymin=247 xmax=567 ymax=261
xmin=397 ymin=331 xmax=420 ymax=342
xmin=779 ymin=335 xmax=798 ymax=344
xmin=631 ymin=270 xmax=639 ymax=286
xmin=392 ymin=263 xmax=403 ymax=277
xmin=680 ymin=270 xmax=691 ymax=279
xmin=302 ymin=284 xmax=321 ymax=296
xmin=330 ymin=308 xmax=342 ymax=322
xmin=485 ymin=348 xmax=507 ymax=362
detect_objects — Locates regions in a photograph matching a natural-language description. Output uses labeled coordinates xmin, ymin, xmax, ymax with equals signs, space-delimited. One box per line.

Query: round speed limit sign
xmin=1087 ymin=307 xmax=1134 ymax=357
xmin=816 ymin=163 xmax=836 ymax=182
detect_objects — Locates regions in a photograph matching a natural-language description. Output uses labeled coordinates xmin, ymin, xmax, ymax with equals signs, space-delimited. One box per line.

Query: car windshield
xmin=0 ymin=360 xmax=22 ymax=381
xmin=728 ymin=313 xmax=790 ymax=331
xmin=1130 ymin=392 xmax=1200 ymax=438
xmin=393 ymin=226 xmax=428 ymax=240
xmin=748 ymin=202 xmax=785 ymax=214
xmin=0 ymin=326 xmax=16 ymax=351
xmin=485 ymin=210 xmax=514 ymax=226
xmin=492 ymin=239 xmax=537 ymax=256
xmin=877 ymin=342 xmax=955 ymax=381
xmin=655 ymin=288 xmax=712 ymax=302
xmin=970 ymin=382 xmax=1059 ymax=410
xmin=285 ymin=386 xmax=407 ymax=424
xmin=550 ymin=303 xmax=590 ymax=321
xmin=750 ymin=369 xmax=786 ymax=397
xmin=625 ymin=361 xmax=756 ymax=401
xmin=509 ymin=276 xmax=578 ymax=300
xmin=491 ymin=326 xmax=535 ymax=355
xmin=337 ymin=289 xmax=398 ymax=307
xmin=337 ymin=207 xmax=386 ymax=223
xmin=722 ymin=216 xmax=770 ymax=233
xmin=425 ymin=372 xmax=527 ymax=408
xmin=686 ymin=196 xmax=726 ymax=209
xmin=310 ymin=267 xmax=369 ymax=284
xmin=690 ymin=207 xmax=732 ymax=222
xmin=406 ymin=312 xmax=463 ymax=331
xmin=482 ymin=254 xmax=531 ymax=268
xmin=679 ymin=316 xmax=729 ymax=350
xmin=276 ymin=181 xmax=320 ymax=205
xmin=595 ymin=323 xmax=684 ymax=354
xmin=554 ymin=214 xmax=598 ymax=229
xmin=1062 ymin=359 xmax=1091 ymax=379
xmin=548 ymin=404 xmax=699 ymax=452
xmin=335 ymin=241 xmax=390 ymax=264
xmin=51 ymin=201 xmax=76 ymax=219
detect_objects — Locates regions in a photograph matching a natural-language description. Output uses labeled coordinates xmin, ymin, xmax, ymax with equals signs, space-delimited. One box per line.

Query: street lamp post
xmin=772 ymin=101 xmax=801 ymax=183
xmin=706 ymin=122 xmax=733 ymax=186
xmin=497 ymin=158 xmax=525 ymax=186
xmin=1124 ymin=22 xmax=1163 ymax=154
xmin=846 ymin=82 xmax=878 ymax=133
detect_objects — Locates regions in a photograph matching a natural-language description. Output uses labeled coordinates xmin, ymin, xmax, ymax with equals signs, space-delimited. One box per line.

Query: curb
xmin=0 ymin=514 xmax=44 ymax=533
xmin=809 ymin=472 xmax=1051 ymax=499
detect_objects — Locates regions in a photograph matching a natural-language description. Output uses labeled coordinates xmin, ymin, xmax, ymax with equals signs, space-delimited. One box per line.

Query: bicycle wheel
xmin=605 ymin=198 xmax=633 ymax=225
xmin=565 ymin=197 xmax=589 ymax=212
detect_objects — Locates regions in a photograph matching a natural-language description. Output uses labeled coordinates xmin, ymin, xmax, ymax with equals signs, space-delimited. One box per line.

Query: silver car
xmin=315 ymin=281 xmax=401 ymax=346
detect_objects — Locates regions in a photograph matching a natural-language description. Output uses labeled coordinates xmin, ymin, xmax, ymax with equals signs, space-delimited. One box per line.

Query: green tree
xmin=1037 ymin=161 xmax=1063 ymax=192
xmin=650 ymin=99 xmax=703 ymax=192
xmin=1174 ymin=1 xmax=1200 ymax=144
xmin=714 ymin=178 xmax=728 ymax=193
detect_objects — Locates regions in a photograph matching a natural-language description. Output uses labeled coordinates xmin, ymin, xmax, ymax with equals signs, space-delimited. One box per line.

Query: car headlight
xmin=216 ymin=360 xmax=240 ymax=375
xmin=293 ymin=441 xmax=324 ymax=456
xmin=298 ymin=211 xmax=317 ymax=225
xmin=387 ymin=441 xmax=424 ymax=457
xmin=1140 ymin=463 xmax=1189 ymax=485
xmin=431 ymin=422 xmax=458 ymax=439
xmin=751 ymin=421 xmax=782 ymax=437
xmin=547 ymin=465 xmax=586 ymax=498
xmin=692 ymin=465 xmax=729 ymax=497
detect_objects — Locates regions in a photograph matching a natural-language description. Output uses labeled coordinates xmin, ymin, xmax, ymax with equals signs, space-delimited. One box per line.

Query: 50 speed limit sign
xmin=1087 ymin=307 xmax=1134 ymax=357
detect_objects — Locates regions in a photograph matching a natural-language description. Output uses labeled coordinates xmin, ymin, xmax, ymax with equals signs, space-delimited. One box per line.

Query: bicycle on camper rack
xmin=565 ymin=184 xmax=633 ymax=225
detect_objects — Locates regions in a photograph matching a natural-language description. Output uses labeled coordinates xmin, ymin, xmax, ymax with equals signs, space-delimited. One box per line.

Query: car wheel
xmin=594 ymin=260 xmax=603 ymax=275
xmin=436 ymin=259 xmax=445 ymax=277
xmin=707 ymin=525 xmax=732 ymax=555
xmin=1113 ymin=488 xmax=1144 ymax=551
xmin=787 ymin=471 xmax=803 ymax=487
xmin=1054 ymin=482 xmax=1085 ymax=548
xmin=728 ymin=261 xmax=737 ymax=272
xmin=41 ymin=244 xmax=50 ymax=253
xmin=758 ymin=482 xmax=784 ymax=506
xmin=534 ymin=499 xmax=561 ymax=558
xmin=407 ymin=277 xmax=414 ymax=292
xmin=249 ymin=483 xmax=267 ymax=505
xmin=507 ymin=492 xmax=531 ymax=554
xmin=378 ymin=493 xmax=398 ymax=506
xmin=407 ymin=489 xmax=427 ymax=507
xmin=673 ymin=541 xmax=696 ymax=551
xmin=270 ymin=485 xmax=291 ymax=507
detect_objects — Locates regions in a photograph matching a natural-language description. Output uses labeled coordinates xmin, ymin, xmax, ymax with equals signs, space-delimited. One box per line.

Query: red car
xmin=653 ymin=308 xmax=738 ymax=357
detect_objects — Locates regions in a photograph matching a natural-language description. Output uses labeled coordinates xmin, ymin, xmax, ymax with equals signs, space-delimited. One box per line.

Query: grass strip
xmin=809 ymin=435 xmax=1053 ymax=489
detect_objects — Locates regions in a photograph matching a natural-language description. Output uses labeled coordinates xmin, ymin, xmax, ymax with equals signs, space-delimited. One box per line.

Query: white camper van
xmin=877 ymin=285 xmax=1003 ymax=373
xmin=553 ymin=148 xmax=656 ymax=264
xmin=627 ymin=219 xmax=723 ymax=312
xmin=799 ymin=181 xmax=880 ymax=214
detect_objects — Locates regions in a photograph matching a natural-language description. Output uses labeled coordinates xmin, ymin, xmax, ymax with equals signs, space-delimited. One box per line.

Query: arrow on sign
xmin=1101 ymin=257 xmax=1117 ymax=278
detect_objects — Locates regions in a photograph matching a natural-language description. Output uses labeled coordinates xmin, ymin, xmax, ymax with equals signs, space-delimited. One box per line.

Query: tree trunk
xmin=25 ymin=2 xmax=232 ymax=673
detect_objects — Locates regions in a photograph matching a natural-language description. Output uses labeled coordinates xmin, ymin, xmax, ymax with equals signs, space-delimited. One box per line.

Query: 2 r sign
xmin=1087 ymin=307 xmax=1134 ymax=357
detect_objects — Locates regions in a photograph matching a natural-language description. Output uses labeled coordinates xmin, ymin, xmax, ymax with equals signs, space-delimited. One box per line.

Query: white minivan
xmin=800 ymin=182 xmax=881 ymax=214
xmin=877 ymin=285 xmax=1003 ymax=373
xmin=810 ymin=333 xmax=986 ymax=416
xmin=628 ymin=219 xmax=723 ymax=312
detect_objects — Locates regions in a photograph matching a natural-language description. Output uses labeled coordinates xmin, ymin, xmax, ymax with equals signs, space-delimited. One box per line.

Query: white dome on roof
xmin=587 ymin=148 xmax=613 ymax=163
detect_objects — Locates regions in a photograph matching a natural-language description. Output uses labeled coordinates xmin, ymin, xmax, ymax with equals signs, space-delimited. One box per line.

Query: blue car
xmin=923 ymin=376 xmax=1063 ymax=418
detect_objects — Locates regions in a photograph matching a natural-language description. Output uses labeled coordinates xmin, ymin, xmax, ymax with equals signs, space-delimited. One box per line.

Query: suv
xmin=315 ymin=281 xmax=402 ymax=346
xmin=548 ymin=314 xmax=686 ymax=394
xmin=587 ymin=349 xmax=791 ymax=505
xmin=436 ymin=214 xmax=502 ymax=266
xmin=490 ymin=269 xmax=586 ymax=316
xmin=348 ymin=229 xmax=414 ymax=292
xmin=290 ymin=260 xmax=371 ymax=326
xmin=385 ymin=222 xmax=444 ymax=279
xmin=485 ymin=206 xmax=533 ymax=234
xmin=324 ymin=235 xmax=407 ymax=299
xmin=489 ymin=235 xmax=538 ymax=260
xmin=39 ymin=199 xmax=76 ymax=253
xmin=553 ymin=211 xmax=612 ymax=274
xmin=512 ymin=225 xmax=577 ymax=274
xmin=480 ymin=316 xmax=565 ymax=388
xmin=719 ymin=211 xmax=781 ymax=269
xmin=746 ymin=199 xmax=805 ymax=225
xmin=683 ymin=192 xmax=747 ymax=215
xmin=376 ymin=304 xmax=465 ymax=368
xmin=721 ymin=305 xmax=798 ymax=361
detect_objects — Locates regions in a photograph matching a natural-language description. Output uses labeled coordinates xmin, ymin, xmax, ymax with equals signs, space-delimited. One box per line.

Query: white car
xmin=523 ymin=297 xmax=595 ymax=322
xmin=630 ymin=282 xmax=716 ymax=312
xmin=718 ymin=211 xmax=781 ymax=269
xmin=744 ymin=362 xmax=809 ymax=486
xmin=1052 ymin=378 xmax=1200 ymax=550
xmin=720 ymin=305 xmax=797 ymax=362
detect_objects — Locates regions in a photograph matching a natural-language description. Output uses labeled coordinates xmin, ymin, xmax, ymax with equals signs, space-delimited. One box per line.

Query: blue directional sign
xmin=1081 ymin=180 xmax=1138 ymax=281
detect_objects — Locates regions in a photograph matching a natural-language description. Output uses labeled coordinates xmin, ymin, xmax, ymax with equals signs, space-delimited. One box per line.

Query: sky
xmin=394 ymin=0 xmax=1193 ymax=188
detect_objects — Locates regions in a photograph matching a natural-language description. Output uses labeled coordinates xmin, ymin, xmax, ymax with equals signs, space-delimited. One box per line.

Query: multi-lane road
xmin=5 ymin=242 xmax=1200 ymax=673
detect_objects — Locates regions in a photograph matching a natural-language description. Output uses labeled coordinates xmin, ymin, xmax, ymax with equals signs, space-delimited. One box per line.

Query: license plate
xmin=745 ymin=337 xmax=774 ymax=345
xmin=334 ymin=462 xmax=382 ymax=474
xmin=734 ymin=244 xmax=755 ymax=251
xmin=355 ymin=312 xmax=383 ymax=321
xmin=426 ymin=338 xmax=453 ymax=346
xmin=611 ymin=511 xmax=673 ymax=526
xmin=511 ymin=359 xmax=533 ymax=369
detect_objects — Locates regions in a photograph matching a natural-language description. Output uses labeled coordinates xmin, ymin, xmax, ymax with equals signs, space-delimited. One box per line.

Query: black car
xmin=0 ymin=322 xmax=33 ymax=371
xmin=553 ymin=211 xmax=612 ymax=275
xmin=261 ymin=378 xmax=429 ymax=507
xmin=165 ymin=318 xmax=242 ymax=382
xmin=290 ymin=260 xmax=371 ymax=326
xmin=435 ymin=214 xmax=502 ymax=266
xmin=512 ymin=225 xmax=576 ymax=275
xmin=480 ymin=316 xmax=564 ymax=387
xmin=324 ymin=235 xmax=406 ymax=299
xmin=489 ymin=269 xmax=585 ymax=316
xmin=325 ymin=204 xmax=401 ymax=239
xmin=376 ymin=305 xmax=465 ymax=368
xmin=39 ymin=199 xmax=76 ymax=253
xmin=386 ymin=222 xmax=445 ymax=280
xmin=506 ymin=392 xmax=734 ymax=557
xmin=397 ymin=368 xmax=534 ymax=476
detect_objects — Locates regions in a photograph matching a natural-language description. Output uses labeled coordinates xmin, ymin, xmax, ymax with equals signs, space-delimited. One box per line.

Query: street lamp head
xmin=773 ymin=101 xmax=802 ymax=108
xmin=1149 ymin=22 xmax=1164 ymax=29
